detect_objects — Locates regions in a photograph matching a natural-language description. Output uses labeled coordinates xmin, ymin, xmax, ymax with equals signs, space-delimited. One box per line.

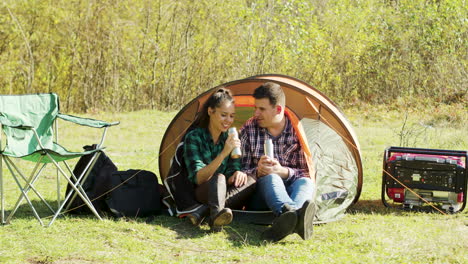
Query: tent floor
xmin=232 ymin=210 xmax=275 ymax=225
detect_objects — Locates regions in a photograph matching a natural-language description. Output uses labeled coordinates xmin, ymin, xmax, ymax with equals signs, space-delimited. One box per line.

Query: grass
xmin=0 ymin=104 xmax=467 ymax=264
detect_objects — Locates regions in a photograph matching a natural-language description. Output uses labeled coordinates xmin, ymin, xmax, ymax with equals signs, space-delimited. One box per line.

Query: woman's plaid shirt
xmin=183 ymin=127 xmax=241 ymax=184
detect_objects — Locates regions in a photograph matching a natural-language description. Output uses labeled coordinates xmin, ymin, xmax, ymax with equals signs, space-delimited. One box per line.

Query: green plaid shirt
xmin=183 ymin=127 xmax=241 ymax=184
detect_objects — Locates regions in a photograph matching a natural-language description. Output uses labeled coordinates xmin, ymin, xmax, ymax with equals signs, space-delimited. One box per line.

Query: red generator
xmin=382 ymin=146 xmax=467 ymax=213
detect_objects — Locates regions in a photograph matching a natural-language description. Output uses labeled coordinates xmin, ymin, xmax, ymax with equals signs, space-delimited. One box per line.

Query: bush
xmin=0 ymin=0 xmax=466 ymax=112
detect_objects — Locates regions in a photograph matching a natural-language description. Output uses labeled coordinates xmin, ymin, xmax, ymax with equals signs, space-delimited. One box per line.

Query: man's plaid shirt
xmin=183 ymin=127 xmax=241 ymax=184
xmin=239 ymin=116 xmax=309 ymax=182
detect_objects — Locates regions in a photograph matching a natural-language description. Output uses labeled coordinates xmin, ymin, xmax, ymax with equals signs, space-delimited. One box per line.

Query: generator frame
xmin=381 ymin=146 xmax=467 ymax=213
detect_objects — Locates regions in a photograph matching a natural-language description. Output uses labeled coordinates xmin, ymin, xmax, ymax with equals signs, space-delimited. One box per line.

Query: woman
xmin=183 ymin=88 xmax=256 ymax=231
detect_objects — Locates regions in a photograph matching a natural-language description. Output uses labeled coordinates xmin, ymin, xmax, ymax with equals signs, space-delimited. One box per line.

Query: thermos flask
xmin=228 ymin=127 xmax=242 ymax=159
xmin=264 ymin=138 xmax=274 ymax=158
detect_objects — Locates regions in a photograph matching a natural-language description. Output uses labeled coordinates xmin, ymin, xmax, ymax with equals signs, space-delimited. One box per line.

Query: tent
xmin=159 ymin=74 xmax=362 ymax=223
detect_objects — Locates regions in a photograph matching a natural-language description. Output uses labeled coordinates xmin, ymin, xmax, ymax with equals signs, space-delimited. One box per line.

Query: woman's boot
xmin=186 ymin=204 xmax=209 ymax=226
xmin=208 ymin=174 xmax=233 ymax=232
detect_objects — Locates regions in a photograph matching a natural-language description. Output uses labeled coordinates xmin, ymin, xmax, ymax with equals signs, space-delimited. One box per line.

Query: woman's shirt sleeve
xmin=183 ymin=130 xmax=206 ymax=184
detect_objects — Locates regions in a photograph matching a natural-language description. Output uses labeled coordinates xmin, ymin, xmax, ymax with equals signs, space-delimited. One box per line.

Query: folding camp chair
xmin=0 ymin=93 xmax=119 ymax=226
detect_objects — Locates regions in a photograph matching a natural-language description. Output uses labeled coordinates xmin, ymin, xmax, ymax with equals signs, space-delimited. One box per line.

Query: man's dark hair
xmin=253 ymin=82 xmax=285 ymax=107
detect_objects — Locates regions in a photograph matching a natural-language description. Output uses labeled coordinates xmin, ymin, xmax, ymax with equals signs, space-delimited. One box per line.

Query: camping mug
xmin=228 ymin=127 xmax=242 ymax=159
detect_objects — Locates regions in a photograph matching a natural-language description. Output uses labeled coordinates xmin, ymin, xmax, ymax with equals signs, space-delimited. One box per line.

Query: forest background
xmin=0 ymin=0 xmax=466 ymax=113
xmin=0 ymin=1 xmax=467 ymax=263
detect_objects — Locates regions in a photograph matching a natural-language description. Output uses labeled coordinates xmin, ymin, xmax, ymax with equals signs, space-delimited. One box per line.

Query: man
xmin=240 ymin=82 xmax=316 ymax=242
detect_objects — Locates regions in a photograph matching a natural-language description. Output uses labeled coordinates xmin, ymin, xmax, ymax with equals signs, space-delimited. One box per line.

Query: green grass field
xmin=0 ymin=105 xmax=467 ymax=264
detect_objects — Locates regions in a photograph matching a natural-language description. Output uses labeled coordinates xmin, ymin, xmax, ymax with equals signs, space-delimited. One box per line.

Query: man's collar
xmin=257 ymin=116 xmax=290 ymax=138
xmin=267 ymin=115 xmax=288 ymax=137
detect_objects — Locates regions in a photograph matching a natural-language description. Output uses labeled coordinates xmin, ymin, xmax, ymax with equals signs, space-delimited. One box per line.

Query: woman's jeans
xmin=251 ymin=174 xmax=314 ymax=215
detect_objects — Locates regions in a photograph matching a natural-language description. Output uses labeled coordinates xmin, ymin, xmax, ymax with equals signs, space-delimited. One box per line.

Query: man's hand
xmin=257 ymin=155 xmax=289 ymax=178
xmin=228 ymin=171 xmax=249 ymax=187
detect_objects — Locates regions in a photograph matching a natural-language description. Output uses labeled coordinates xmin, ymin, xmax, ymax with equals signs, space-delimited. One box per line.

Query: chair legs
xmin=46 ymin=152 xmax=103 ymax=227
xmin=1 ymin=152 xmax=103 ymax=227
xmin=3 ymin=156 xmax=55 ymax=225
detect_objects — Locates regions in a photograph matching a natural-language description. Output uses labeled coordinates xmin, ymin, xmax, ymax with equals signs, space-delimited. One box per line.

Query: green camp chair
xmin=0 ymin=93 xmax=119 ymax=226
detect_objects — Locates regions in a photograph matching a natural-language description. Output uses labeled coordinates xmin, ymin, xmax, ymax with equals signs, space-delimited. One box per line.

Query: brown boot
xmin=207 ymin=174 xmax=233 ymax=232
xmin=186 ymin=204 xmax=209 ymax=226
xmin=210 ymin=208 xmax=233 ymax=232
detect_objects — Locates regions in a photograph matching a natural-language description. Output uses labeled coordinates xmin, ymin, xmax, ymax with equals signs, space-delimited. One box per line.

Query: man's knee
xmin=257 ymin=173 xmax=282 ymax=186
xmin=291 ymin=177 xmax=315 ymax=198
xmin=295 ymin=177 xmax=314 ymax=187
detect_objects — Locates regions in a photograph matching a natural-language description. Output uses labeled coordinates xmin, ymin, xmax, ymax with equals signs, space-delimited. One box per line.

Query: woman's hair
xmin=194 ymin=87 xmax=235 ymax=128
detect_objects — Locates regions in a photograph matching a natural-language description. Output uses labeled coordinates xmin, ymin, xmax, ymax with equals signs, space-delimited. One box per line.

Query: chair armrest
xmin=57 ymin=113 xmax=119 ymax=128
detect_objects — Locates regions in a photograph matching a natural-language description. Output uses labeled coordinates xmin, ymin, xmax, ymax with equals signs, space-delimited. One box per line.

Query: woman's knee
xmin=209 ymin=173 xmax=227 ymax=184
xmin=246 ymin=175 xmax=257 ymax=186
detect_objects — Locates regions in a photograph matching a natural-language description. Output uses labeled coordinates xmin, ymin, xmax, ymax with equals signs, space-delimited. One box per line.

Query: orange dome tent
xmin=159 ymin=74 xmax=362 ymax=223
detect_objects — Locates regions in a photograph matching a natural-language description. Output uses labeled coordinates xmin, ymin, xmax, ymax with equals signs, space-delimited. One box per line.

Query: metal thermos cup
xmin=228 ymin=127 xmax=242 ymax=159
xmin=264 ymin=138 xmax=274 ymax=158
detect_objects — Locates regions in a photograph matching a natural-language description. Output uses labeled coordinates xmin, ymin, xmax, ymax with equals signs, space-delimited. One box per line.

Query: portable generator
xmin=381 ymin=146 xmax=467 ymax=213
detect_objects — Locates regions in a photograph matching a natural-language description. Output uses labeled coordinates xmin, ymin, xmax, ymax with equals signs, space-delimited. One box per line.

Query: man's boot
xmin=208 ymin=174 xmax=233 ymax=232
xmin=262 ymin=204 xmax=297 ymax=242
xmin=295 ymin=200 xmax=316 ymax=240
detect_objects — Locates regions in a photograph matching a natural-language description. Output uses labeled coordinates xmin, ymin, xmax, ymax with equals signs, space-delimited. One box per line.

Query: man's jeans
xmin=252 ymin=174 xmax=315 ymax=215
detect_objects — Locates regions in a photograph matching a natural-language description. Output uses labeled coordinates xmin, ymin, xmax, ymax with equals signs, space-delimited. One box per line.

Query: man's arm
xmin=266 ymin=131 xmax=310 ymax=181
xmin=281 ymin=147 xmax=310 ymax=182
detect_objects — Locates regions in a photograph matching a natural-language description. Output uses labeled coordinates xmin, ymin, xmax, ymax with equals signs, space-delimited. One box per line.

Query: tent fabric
xmin=284 ymin=110 xmax=315 ymax=180
xmin=159 ymin=74 xmax=362 ymax=223
xmin=303 ymin=119 xmax=358 ymax=222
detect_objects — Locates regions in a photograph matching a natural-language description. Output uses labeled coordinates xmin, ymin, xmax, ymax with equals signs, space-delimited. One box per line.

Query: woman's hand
xmin=228 ymin=171 xmax=248 ymax=187
xmin=221 ymin=133 xmax=241 ymax=157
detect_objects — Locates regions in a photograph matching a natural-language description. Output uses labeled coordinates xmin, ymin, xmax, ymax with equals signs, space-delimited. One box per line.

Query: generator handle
xmin=385 ymin=146 xmax=467 ymax=161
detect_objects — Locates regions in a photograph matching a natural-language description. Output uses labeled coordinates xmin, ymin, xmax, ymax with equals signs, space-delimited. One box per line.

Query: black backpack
xmin=65 ymin=144 xmax=118 ymax=214
xmin=105 ymin=170 xmax=162 ymax=217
